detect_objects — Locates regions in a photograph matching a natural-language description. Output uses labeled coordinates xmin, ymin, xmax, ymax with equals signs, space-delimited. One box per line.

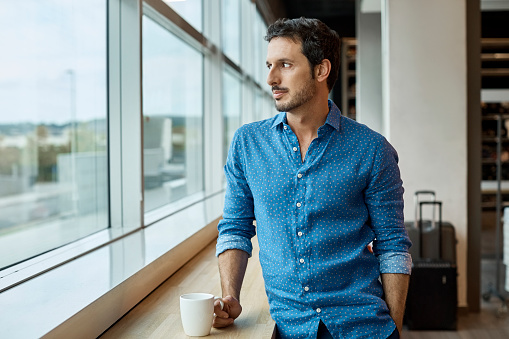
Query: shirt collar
xmin=270 ymin=99 xmax=342 ymax=131
xmin=271 ymin=111 xmax=286 ymax=129
xmin=325 ymin=99 xmax=341 ymax=131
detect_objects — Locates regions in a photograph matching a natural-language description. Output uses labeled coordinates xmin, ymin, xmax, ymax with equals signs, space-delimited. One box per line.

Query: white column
xmin=109 ymin=0 xmax=143 ymax=230
xmin=382 ymin=0 xmax=468 ymax=307
xmin=356 ymin=1 xmax=383 ymax=133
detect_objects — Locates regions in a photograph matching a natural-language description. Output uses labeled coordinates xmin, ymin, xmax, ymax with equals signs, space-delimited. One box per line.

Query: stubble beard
xmin=274 ymin=79 xmax=316 ymax=112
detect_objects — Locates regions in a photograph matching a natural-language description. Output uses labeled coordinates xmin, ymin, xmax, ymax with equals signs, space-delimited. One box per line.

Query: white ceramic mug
xmin=179 ymin=293 xmax=224 ymax=337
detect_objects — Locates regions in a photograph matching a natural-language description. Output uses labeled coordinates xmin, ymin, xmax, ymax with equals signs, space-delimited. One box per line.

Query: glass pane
xmin=0 ymin=0 xmax=108 ymax=269
xmin=221 ymin=0 xmax=240 ymax=64
xmin=163 ymin=0 xmax=202 ymax=32
xmin=254 ymin=88 xmax=265 ymax=122
xmin=256 ymin=11 xmax=267 ymax=86
xmin=142 ymin=15 xmax=204 ymax=212
xmin=251 ymin=10 xmax=260 ymax=83
xmin=222 ymin=70 xmax=242 ymax=165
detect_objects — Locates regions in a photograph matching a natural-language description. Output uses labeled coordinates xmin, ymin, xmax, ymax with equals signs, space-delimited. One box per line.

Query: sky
xmin=0 ymin=0 xmax=267 ymax=125
xmin=0 ymin=0 xmax=107 ymax=124
xmin=0 ymin=0 xmax=205 ymax=125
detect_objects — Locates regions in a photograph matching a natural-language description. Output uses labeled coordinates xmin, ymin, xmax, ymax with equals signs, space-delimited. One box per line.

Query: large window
xmin=222 ymin=68 xmax=242 ymax=164
xmin=0 ymin=0 xmax=277 ymax=336
xmin=221 ymin=0 xmax=241 ymax=64
xmin=0 ymin=0 xmax=108 ymax=269
xmin=255 ymin=11 xmax=269 ymax=86
xmin=142 ymin=15 xmax=204 ymax=212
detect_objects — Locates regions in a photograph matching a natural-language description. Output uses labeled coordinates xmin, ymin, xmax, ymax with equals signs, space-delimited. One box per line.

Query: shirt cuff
xmin=216 ymin=235 xmax=253 ymax=258
xmin=378 ymin=252 xmax=412 ymax=275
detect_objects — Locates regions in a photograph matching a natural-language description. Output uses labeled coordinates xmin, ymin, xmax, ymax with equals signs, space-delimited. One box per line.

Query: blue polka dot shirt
xmin=216 ymin=100 xmax=412 ymax=339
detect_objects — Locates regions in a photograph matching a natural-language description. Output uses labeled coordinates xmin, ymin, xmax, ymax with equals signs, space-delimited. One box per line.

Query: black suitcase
xmin=405 ymin=191 xmax=457 ymax=263
xmin=405 ymin=201 xmax=458 ymax=331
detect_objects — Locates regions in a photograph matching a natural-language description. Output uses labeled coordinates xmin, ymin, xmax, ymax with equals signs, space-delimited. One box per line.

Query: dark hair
xmin=265 ymin=17 xmax=341 ymax=91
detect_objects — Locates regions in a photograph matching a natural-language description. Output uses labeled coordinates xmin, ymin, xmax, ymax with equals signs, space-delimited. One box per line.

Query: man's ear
xmin=315 ymin=59 xmax=331 ymax=84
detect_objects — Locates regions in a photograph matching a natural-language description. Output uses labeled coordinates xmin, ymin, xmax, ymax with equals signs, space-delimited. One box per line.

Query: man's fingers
xmin=212 ymin=316 xmax=234 ymax=328
xmin=211 ymin=295 xmax=241 ymax=329
xmin=214 ymin=300 xmax=228 ymax=318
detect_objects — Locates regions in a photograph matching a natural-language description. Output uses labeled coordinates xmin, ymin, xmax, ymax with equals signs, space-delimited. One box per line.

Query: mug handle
xmin=214 ymin=296 xmax=224 ymax=310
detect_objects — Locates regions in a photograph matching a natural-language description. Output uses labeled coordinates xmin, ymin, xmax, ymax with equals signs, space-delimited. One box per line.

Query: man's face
xmin=266 ymin=37 xmax=316 ymax=112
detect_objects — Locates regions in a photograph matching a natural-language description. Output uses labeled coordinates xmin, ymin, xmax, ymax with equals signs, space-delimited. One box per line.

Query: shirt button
xmin=297 ymin=173 xmax=303 ymax=178
xmin=299 ymin=258 xmax=304 ymax=264
xmin=296 ymin=202 xmax=302 ymax=208
xmin=304 ymin=286 xmax=310 ymax=292
xmin=316 ymin=308 xmax=322 ymax=313
xmin=284 ymin=125 xmax=288 ymax=130
xmin=293 ymin=147 xmax=298 ymax=152
xmin=297 ymin=231 xmax=303 ymax=237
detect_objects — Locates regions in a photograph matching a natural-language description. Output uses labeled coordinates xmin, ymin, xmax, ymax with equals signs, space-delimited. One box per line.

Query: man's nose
xmin=266 ymin=67 xmax=280 ymax=87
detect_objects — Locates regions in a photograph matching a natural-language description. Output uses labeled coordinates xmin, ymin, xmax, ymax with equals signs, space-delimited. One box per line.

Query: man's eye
xmin=282 ymin=63 xmax=290 ymax=68
xmin=266 ymin=64 xmax=272 ymax=70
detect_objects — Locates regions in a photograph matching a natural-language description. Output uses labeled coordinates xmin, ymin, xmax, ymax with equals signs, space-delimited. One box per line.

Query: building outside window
xmin=0 ymin=0 xmax=108 ymax=269
xmin=142 ymin=15 xmax=204 ymax=213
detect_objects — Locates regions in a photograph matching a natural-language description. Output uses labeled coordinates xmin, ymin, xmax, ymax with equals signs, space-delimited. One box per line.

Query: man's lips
xmin=272 ymin=87 xmax=288 ymax=99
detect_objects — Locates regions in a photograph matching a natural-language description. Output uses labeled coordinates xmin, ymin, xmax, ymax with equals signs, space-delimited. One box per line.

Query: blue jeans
xmin=317 ymin=322 xmax=400 ymax=339
xmin=275 ymin=321 xmax=400 ymax=339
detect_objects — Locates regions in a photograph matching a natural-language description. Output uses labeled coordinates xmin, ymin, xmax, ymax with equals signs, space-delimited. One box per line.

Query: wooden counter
xmin=100 ymin=237 xmax=275 ymax=338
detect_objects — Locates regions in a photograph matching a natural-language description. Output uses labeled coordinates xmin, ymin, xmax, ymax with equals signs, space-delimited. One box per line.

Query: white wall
xmin=356 ymin=4 xmax=383 ymax=133
xmin=382 ymin=0 xmax=468 ymax=307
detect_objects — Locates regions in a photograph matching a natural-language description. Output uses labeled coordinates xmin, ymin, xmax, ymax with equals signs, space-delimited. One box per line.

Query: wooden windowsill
xmin=100 ymin=236 xmax=276 ymax=338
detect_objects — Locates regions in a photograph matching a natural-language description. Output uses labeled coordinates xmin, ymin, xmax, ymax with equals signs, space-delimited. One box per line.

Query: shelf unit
xmin=341 ymin=38 xmax=357 ymax=120
xmin=480 ymin=38 xmax=509 ymax=301
xmin=481 ymin=39 xmax=509 ymax=205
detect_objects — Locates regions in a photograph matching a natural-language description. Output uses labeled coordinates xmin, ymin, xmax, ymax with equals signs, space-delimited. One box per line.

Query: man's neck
xmin=286 ymin=96 xmax=330 ymax=140
xmin=285 ymin=95 xmax=330 ymax=162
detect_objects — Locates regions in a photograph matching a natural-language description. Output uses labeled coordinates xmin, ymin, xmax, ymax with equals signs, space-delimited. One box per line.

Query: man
xmin=213 ymin=17 xmax=411 ymax=339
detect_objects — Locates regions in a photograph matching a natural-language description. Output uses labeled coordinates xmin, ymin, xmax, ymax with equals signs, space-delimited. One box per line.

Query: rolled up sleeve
xmin=216 ymin=129 xmax=256 ymax=257
xmin=378 ymin=252 xmax=412 ymax=275
xmin=365 ymin=137 xmax=412 ymax=274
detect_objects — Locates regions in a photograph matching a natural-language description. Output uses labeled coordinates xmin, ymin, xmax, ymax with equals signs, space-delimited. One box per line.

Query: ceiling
xmin=277 ymin=1 xmax=509 ymax=39
xmin=281 ymin=0 xmax=356 ymax=18
xmin=279 ymin=0 xmax=356 ymax=37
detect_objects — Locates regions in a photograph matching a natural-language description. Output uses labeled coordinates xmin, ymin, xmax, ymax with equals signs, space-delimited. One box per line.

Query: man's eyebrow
xmin=266 ymin=58 xmax=294 ymax=65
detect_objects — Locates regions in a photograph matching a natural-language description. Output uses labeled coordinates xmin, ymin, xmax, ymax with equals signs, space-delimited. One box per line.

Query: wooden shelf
xmin=482 ymin=68 xmax=509 ymax=77
xmin=341 ymin=38 xmax=357 ymax=121
xmin=481 ymin=202 xmax=509 ymax=209
xmin=481 ymin=38 xmax=509 ymax=48
xmin=482 ymin=53 xmax=509 ymax=61
xmin=482 ymin=137 xmax=509 ymax=142
xmin=482 ymin=114 xmax=509 ymax=120
xmin=482 ymin=159 xmax=509 ymax=164
xmin=481 ymin=180 xmax=509 ymax=194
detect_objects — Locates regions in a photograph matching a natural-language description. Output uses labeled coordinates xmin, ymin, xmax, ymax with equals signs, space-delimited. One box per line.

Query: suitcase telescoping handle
xmin=419 ymin=201 xmax=442 ymax=259
xmin=414 ymin=191 xmax=436 ymax=228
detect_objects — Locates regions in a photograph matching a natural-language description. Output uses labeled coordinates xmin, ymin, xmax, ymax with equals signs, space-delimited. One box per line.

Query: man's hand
xmin=212 ymin=295 xmax=242 ymax=328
